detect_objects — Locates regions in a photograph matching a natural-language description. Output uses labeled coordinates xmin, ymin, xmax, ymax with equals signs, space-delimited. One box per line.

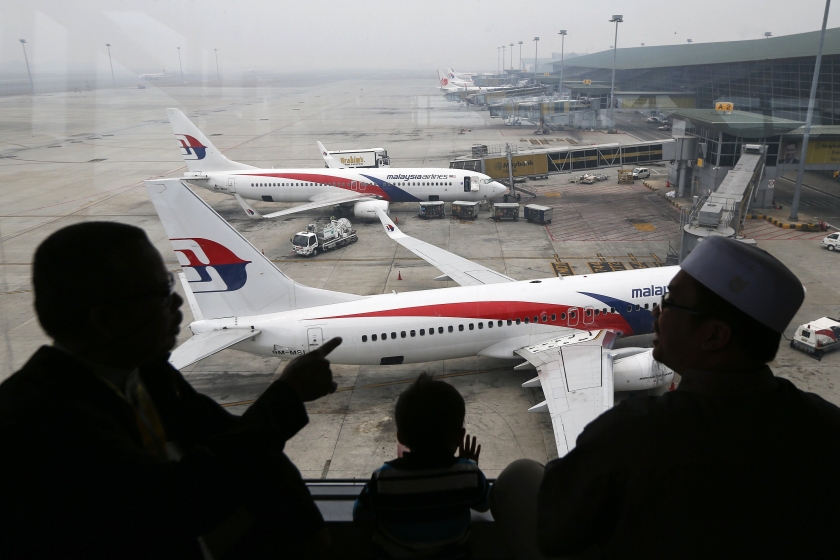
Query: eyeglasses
xmin=658 ymin=292 xmax=708 ymax=317
xmin=105 ymin=272 xmax=177 ymax=308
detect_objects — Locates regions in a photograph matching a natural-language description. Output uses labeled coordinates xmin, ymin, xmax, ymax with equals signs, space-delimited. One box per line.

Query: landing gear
xmin=503 ymin=195 xmax=509 ymax=202
xmin=516 ymin=193 xmax=521 ymax=202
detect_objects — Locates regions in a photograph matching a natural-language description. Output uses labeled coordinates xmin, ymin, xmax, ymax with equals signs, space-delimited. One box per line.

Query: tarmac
xmin=1 ymin=78 xmax=838 ymax=479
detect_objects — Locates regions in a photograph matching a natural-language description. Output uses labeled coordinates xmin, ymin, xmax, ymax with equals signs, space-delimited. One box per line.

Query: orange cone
xmin=395 ymin=217 xmax=399 ymax=224
xmin=398 ymin=271 xmax=402 ymax=280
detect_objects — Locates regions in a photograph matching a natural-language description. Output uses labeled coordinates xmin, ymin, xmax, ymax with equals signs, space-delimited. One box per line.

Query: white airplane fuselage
xmin=187 ymin=167 xmax=506 ymax=204
xmin=187 ymin=267 xmax=676 ymax=365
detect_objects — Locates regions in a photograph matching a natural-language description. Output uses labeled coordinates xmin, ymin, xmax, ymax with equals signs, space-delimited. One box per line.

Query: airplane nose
xmin=495 ymin=182 xmax=510 ymax=196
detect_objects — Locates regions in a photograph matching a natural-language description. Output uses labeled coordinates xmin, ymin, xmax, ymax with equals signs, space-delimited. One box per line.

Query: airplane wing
xmin=374 ymin=207 xmax=515 ymax=286
xmin=232 ymin=191 xmax=375 ymax=219
xmin=318 ymin=141 xmax=345 ymax=169
xmin=170 ymin=328 xmax=260 ymax=370
xmin=515 ymin=330 xmax=619 ymax=457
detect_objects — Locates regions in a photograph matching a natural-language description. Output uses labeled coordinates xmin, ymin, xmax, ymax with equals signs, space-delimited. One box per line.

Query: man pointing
xmin=0 ymin=222 xmax=340 ymax=559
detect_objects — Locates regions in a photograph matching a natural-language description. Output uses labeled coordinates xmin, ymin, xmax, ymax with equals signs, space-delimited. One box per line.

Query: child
xmin=354 ymin=373 xmax=489 ymax=559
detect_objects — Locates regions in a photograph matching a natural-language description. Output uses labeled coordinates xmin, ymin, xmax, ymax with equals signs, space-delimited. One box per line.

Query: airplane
xmin=166 ymin=108 xmax=508 ymax=219
xmin=147 ymin=178 xmax=676 ymax=456
xmin=447 ymin=67 xmax=477 ymax=81
xmin=139 ymin=67 xmax=167 ymax=80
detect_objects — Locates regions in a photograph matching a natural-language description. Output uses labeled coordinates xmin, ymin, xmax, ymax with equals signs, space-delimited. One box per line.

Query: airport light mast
xmin=791 ymin=0 xmax=831 ymax=221
xmin=608 ymin=15 xmax=623 ymax=133
xmin=518 ymin=41 xmax=523 ymax=70
xmin=19 ymin=39 xmax=34 ymax=96
xmin=105 ymin=44 xmax=115 ymax=89
xmin=177 ymin=46 xmax=184 ymax=83
xmin=509 ymin=43 xmax=514 ymax=69
xmin=501 ymin=45 xmax=506 ymax=74
xmin=533 ymin=37 xmax=539 ymax=80
xmin=214 ymin=48 xmax=220 ymax=81
xmin=558 ymin=30 xmax=567 ymax=97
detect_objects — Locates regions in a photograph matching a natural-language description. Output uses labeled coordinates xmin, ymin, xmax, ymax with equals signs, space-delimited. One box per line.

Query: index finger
xmin=316 ymin=337 xmax=342 ymax=358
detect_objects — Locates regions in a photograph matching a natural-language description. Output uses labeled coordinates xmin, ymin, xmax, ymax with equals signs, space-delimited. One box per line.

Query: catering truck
xmin=291 ymin=218 xmax=358 ymax=256
xmin=790 ymin=317 xmax=840 ymax=360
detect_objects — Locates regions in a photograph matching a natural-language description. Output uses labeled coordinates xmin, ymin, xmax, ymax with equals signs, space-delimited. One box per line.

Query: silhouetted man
xmin=492 ymin=236 xmax=840 ymax=559
xmin=0 ymin=222 xmax=340 ymax=559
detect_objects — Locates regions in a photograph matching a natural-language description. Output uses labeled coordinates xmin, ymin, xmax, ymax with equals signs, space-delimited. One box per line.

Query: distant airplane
xmin=447 ymin=67 xmax=477 ymax=81
xmin=147 ymin=178 xmax=676 ymax=457
xmin=167 ymin=108 xmax=508 ymax=219
xmin=139 ymin=67 xmax=167 ymax=80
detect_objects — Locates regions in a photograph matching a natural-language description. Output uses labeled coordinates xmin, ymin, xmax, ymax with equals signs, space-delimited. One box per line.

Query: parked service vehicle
xmin=646 ymin=116 xmax=662 ymax=124
xmin=592 ymin=173 xmax=609 ymax=181
xmin=823 ymin=232 xmax=840 ymax=251
xmin=493 ymin=202 xmax=520 ymax=222
xmin=657 ymin=124 xmax=671 ymax=131
xmin=632 ymin=167 xmax=650 ymax=179
xmin=451 ymin=200 xmax=480 ymax=220
xmin=524 ymin=204 xmax=552 ymax=224
xmin=580 ymin=174 xmax=597 ymax=184
xmin=418 ymin=200 xmax=445 ymax=219
xmin=790 ymin=317 xmax=840 ymax=360
xmin=292 ymin=218 xmax=357 ymax=256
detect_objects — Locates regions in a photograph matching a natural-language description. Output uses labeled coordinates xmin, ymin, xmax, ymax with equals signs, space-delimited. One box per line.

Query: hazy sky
xmin=2 ymin=0 xmax=840 ymax=76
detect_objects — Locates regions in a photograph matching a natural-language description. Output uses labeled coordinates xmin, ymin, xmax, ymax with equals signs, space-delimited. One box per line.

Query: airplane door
xmin=307 ymin=328 xmax=323 ymax=353
xmin=470 ymin=177 xmax=480 ymax=192
xmin=568 ymin=307 xmax=579 ymax=327
xmin=583 ymin=306 xmax=594 ymax=325
xmin=463 ymin=176 xmax=471 ymax=193
xmin=351 ymin=181 xmax=358 ymax=191
xmin=228 ymin=177 xmax=236 ymax=193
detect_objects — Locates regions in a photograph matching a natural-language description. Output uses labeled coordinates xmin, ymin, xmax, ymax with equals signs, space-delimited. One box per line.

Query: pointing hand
xmin=279 ymin=337 xmax=342 ymax=402
xmin=458 ymin=433 xmax=481 ymax=465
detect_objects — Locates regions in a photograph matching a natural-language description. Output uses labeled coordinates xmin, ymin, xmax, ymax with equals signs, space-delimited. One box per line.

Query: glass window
xmin=362 ymin=335 xmax=367 ymax=342
xmin=488 ymin=322 xmax=493 ymax=329
xmin=551 ymin=314 xmax=556 ymax=321
xmin=524 ymin=317 xmax=530 ymax=324
xmin=570 ymin=311 xmax=576 ymax=319
xmin=448 ymin=326 xmax=453 ymax=333
xmin=410 ymin=330 xmax=415 ymax=337
xmin=586 ymin=309 xmax=592 ymax=317
xmin=516 ymin=318 xmax=521 ymax=325
xmin=469 ymin=323 xmax=474 ymax=330
xmin=610 ymin=307 xmax=615 ymax=313
xmin=382 ymin=333 xmax=387 ymax=340
xmin=392 ymin=332 xmax=397 ymax=339
xmin=498 ymin=320 xmax=503 ymax=327
xmin=635 ymin=305 xmax=640 ymax=311
xmin=644 ymin=303 xmax=649 ymax=310
xmin=561 ymin=313 xmax=566 ymax=319
xmin=420 ymin=329 xmax=425 ymax=336
xmin=507 ymin=319 xmax=512 ymax=326
xmin=372 ymin=334 xmax=377 ymax=341
xmin=459 ymin=325 xmax=464 ymax=331
xmin=627 ymin=305 xmax=632 ymax=312
xmin=478 ymin=322 xmax=484 ymax=329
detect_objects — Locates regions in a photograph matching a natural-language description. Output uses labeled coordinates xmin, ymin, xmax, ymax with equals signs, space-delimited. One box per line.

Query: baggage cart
xmin=451 ymin=200 xmax=480 ymax=220
xmin=524 ymin=204 xmax=552 ymax=225
xmin=618 ymin=169 xmax=635 ymax=184
xmin=492 ymin=202 xmax=520 ymax=222
xmin=418 ymin=200 xmax=445 ymax=219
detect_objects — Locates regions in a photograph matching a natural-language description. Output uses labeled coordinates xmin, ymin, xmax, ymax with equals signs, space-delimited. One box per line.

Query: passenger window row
xmin=359 ymin=308 xmax=620 ymax=343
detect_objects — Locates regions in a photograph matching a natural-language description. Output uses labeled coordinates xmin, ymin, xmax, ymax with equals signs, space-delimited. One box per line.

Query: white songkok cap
xmin=680 ymin=236 xmax=804 ymax=333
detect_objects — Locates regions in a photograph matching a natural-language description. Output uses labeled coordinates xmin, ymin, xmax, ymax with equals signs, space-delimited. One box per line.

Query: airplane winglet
xmin=234 ymin=193 xmax=263 ymax=219
xmin=318 ymin=141 xmax=345 ymax=169
xmin=375 ymin=207 xmax=406 ymax=239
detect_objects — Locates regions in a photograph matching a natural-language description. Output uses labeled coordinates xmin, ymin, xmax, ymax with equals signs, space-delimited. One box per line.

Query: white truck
xmin=291 ymin=218 xmax=358 ymax=257
xmin=822 ymin=232 xmax=839 ymax=251
xmin=790 ymin=317 xmax=840 ymax=360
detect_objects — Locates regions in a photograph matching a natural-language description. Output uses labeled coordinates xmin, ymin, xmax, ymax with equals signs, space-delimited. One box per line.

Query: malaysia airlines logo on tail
xmin=448 ymin=72 xmax=456 ymax=79
xmin=171 ymin=237 xmax=251 ymax=292
xmin=175 ymin=134 xmax=207 ymax=160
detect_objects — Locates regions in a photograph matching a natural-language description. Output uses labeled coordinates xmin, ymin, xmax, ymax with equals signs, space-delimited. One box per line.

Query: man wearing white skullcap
xmin=493 ymin=237 xmax=840 ymax=559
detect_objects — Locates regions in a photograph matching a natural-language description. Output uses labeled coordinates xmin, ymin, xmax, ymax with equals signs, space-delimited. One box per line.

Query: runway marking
xmin=219 ymin=365 xmax=513 ymax=408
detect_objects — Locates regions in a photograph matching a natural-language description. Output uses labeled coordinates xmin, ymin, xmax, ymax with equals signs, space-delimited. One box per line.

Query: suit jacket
xmin=0 ymin=346 xmax=323 ymax=559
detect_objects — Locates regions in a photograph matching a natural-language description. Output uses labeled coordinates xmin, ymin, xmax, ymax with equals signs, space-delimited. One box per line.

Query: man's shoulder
xmin=775 ymin=376 xmax=840 ymax=428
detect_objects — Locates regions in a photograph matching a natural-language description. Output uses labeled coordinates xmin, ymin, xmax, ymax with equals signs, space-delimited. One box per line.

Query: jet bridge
xmin=679 ymin=144 xmax=766 ymax=261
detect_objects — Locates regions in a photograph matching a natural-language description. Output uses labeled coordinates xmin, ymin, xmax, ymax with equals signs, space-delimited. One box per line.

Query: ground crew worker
xmin=491 ymin=236 xmax=840 ymax=559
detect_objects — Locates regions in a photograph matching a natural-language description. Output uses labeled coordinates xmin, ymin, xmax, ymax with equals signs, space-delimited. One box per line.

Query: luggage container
xmin=492 ymin=202 xmax=520 ymax=222
xmin=524 ymin=204 xmax=552 ymax=225
xmin=418 ymin=200 xmax=445 ymax=219
xmin=451 ymin=200 xmax=480 ymax=220
xmin=618 ymin=169 xmax=635 ymax=184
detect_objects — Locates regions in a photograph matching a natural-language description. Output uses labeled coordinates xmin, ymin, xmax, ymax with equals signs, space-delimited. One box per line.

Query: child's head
xmin=395 ymin=373 xmax=465 ymax=455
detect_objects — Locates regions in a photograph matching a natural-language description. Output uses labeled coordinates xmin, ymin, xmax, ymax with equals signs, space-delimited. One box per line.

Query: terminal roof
xmin=550 ymin=27 xmax=840 ymax=70
xmin=666 ymin=109 xmax=804 ymax=139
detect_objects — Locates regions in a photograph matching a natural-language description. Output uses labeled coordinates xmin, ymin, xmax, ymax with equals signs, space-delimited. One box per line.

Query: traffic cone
xmin=668 ymin=381 xmax=676 ymax=391
xmin=398 ymin=271 xmax=402 ymax=280
xmin=395 ymin=217 xmax=399 ymax=224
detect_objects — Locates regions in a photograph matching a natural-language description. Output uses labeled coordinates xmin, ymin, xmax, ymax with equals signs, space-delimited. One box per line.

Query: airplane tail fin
xmin=437 ymin=70 xmax=450 ymax=88
xmin=166 ymin=108 xmax=255 ymax=173
xmin=146 ymin=179 xmax=363 ymax=320
xmin=318 ymin=141 xmax=345 ymax=169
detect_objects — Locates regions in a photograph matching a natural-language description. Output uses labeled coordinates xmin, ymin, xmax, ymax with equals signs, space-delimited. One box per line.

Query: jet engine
xmin=612 ymin=348 xmax=674 ymax=391
xmin=353 ymin=200 xmax=390 ymax=219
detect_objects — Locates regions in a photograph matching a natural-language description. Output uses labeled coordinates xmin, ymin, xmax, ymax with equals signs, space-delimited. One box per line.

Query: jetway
xmin=450 ymin=139 xmax=677 ymax=180
xmin=488 ymin=99 xmax=591 ymax=123
xmin=679 ymin=144 xmax=766 ymax=261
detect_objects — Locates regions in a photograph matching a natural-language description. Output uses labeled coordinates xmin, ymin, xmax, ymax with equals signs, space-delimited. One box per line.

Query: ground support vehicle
xmin=493 ymin=202 xmax=520 ymax=222
xmin=790 ymin=317 xmax=840 ymax=360
xmin=524 ymin=204 xmax=552 ymax=224
xmin=823 ymin=232 xmax=840 ymax=251
xmin=632 ymin=167 xmax=651 ymax=179
xmin=618 ymin=170 xmax=635 ymax=184
xmin=418 ymin=200 xmax=445 ymax=219
xmin=452 ymin=201 xmax=480 ymax=220
xmin=292 ymin=218 xmax=357 ymax=257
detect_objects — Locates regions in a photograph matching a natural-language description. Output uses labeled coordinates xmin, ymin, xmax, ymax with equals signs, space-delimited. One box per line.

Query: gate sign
xmin=715 ymin=101 xmax=734 ymax=112
xmin=583 ymin=79 xmax=592 ymax=85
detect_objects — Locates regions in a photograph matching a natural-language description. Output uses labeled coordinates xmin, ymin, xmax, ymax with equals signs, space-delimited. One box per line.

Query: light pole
xmin=177 ymin=46 xmax=184 ymax=83
xmin=509 ymin=43 xmax=514 ymax=69
xmin=19 ymin=39 xmax=34 ymax=95
xmin=105 ymin=43 xmax=115 ymax=89
xmin=518 ymin=41 xmax=523 ymax=70
xmin=608 ymin=15 xmax=623 ymax=133
xmin=501 ymin=45 xmax=506 ymax=74
xmin=497 ymin=46 xmax=500 ymax=73
xmin=214 ymin=48 xmax=220 ymax=81
xmin=791 ymin=0 xmax=831 ymax=221
xmin=533 ymin=37 xmax=540 ymax=80
xmin=558 ymin=30 xmax=567 ymax=97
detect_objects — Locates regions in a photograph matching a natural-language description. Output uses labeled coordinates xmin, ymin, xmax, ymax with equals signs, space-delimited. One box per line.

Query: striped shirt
xmin=354 ymin=454 xmax=490 ymax=559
